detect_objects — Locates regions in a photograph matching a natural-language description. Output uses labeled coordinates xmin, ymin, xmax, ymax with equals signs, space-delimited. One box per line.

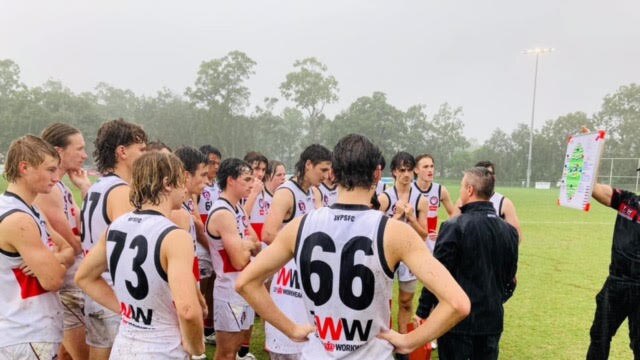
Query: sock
xmin=204 ymin=328 xmax=215 ymax=336
xmin=238 ymin=344 xmax=249 ymax=357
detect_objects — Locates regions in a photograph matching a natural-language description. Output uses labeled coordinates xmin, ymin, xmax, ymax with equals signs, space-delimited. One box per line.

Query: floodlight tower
xmin=523 ymin=47 xmax=554 ymax=188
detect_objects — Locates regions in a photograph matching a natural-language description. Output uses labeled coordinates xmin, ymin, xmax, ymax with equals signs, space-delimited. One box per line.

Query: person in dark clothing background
xmin=586 ymin=180 xmax=640 ymax=359
xmin=416 ymin=166 xmax=519 ymax=360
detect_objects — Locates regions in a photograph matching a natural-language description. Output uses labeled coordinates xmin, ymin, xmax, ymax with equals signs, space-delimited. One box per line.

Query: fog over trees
xmin=1 ymin=53 xmax=638 ymax=185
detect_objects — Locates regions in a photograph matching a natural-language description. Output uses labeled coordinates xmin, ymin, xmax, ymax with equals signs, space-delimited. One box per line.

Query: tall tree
xmin=594 ymin=83 xmax=640 ymax=158
xmin=330 ymin=92 xmax=406 ymax=160
xmin=424 ymin=103 xmax=469 ymax=177
xmin=185 ymin=51 xmax=257 ymax=156
xmin=280 ymin=57 xmax=338 ymax=142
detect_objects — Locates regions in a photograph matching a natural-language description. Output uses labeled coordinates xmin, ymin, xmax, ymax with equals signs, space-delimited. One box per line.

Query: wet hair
xmin=174 ymin=146 xmax=207 ymax=174
xmin=147 ymin=140 xmax=172 ymax=153
xmin=217 ymin=158 xmax=252 ymax=191
xmin=93 ymin=118 xmax=147 ymax=173
xmin=199 ymin=145 xmax=221 ymax=159
xmin=294 ymin=144 xmax=332 ymax=179
xmin=390 ymin=151 xmax=416 ymax=175
xmin=415 ymin=154 xmax=435 ymax=166
xmin=463 ymin=166 xmax=495 ymax=200
xmin=130 ymin=152 xmax=185 ymax=209
xmin=40 ymin=123 xmax=80 ymax=149
xmin=265 ymin=160 xmax=285 ymax=182
xmin=4 ymin=135 xmax=60 ymax=183
xmin=332 ymin=134 xmax=382 ymax=190
xmin=378 ymin=154 xmax=386 ymax=171
xmin=475 ymin=160 xmax=496 ymax=175
xmin=243 ymin=151 xmax=268 ymax=168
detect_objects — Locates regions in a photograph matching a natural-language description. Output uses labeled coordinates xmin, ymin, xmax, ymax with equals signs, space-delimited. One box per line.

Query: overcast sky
xmin=1 ymin=0 xmax=639 ymax=142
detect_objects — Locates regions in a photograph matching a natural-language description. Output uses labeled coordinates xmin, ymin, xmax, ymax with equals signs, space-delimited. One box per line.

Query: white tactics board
xmin=558 ymin=131 xmax=606 ymax=211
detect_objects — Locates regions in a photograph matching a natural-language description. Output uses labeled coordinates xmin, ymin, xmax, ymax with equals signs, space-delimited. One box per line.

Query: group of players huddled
xmin=0 ymin=118 xmax=521 ymax=360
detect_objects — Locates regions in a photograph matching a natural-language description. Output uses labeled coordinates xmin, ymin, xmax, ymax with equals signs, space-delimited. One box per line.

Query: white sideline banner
xmin=558 ymin=131 xmax=606 ymax=211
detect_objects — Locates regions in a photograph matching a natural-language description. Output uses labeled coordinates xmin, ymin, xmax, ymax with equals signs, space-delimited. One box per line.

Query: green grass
xmin=1 ymin=177 xmax=633 ymax=359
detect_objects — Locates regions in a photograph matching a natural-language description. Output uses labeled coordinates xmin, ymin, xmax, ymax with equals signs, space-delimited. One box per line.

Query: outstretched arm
xmin=236 ymin=217 xmax=315 ymax=342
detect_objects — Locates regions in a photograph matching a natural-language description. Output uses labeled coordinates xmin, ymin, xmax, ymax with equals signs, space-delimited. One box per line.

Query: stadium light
xmin=523 ymin=47 xmax=554 ymax=188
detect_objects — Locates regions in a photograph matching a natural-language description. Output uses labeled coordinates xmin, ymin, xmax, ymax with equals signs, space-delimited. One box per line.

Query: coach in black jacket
xmin=416 ymin=166 xmax=519 ymax=360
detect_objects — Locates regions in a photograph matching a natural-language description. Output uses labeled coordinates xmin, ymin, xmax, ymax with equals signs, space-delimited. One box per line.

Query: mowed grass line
xmin=0 ymin=177 xmax=633 ymax=358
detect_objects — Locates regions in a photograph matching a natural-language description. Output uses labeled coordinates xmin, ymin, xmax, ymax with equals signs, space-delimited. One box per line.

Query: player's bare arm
xmin=162 ymin=229 xmax=205 ymax=356
xmin=592 ymin=183 xmax=613 ymax=207
xmin=106 ymin=185 xmax=134 ymax=222
xmin=0 ymin=212 xmax=68 ymax=291
xmin=35 ymin=187 xmax=83 ymax=255
xmin=378 ymin=193 xmax=390 ymax=213
xmin=440 ymin=185 xmax=457 ymax=217
xmin=501 ymin=197 xmax=523 ymax=242
xmin=75 ymin=233 xmax=120 ymax=313
xmin=236 ymin=216 xmax=315 ymax=342
xmin=209 ymin=210 xmax=253 ymax=270
xmin=378 ymin=219 xmax=470 ymax=354
xmin=46 ymin=224 xmax=75 ymax=268
xmin=405 ymin=196 xmax=429 ymax=238
xmin=261 ymin=188 xmax=294 ymax=244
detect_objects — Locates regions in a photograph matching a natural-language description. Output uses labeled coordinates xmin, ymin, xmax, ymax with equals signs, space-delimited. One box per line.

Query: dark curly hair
xmin=174 ymin=146 xmax=207 ymax=174
xmin=294 ymin=144 xmax=331 ymax=179
xmin=217 ymin=158 xmax=252 ymax=191
xmin=93 ymin=118 xmax=147 ymax=173
xmin=332 ymin=134 xmax=381 ymax=191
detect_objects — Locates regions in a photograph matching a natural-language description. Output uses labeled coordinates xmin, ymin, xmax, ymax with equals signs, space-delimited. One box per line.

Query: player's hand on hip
xmin=289 ymin=324 xmax=315 ymax=342
xmin=377 ymin=329 xmax=413 ymax=354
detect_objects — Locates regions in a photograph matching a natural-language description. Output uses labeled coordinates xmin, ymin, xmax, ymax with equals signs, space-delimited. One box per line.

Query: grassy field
xmin=0 ymin=178 xmax=633 ymax=359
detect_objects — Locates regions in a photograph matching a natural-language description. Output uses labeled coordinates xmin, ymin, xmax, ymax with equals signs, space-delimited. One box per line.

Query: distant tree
xmin=185 ymin=51 xmax=257 ymax=156
xmin=330 ymin=92 xmax=407 ymax=161
xmin=280 ymin=57 xmax=338 ymax=142
xmin=424 ymin=103 xmax=469 ymax=177
xmin=594 ymin=83 xmax=640 ymax=158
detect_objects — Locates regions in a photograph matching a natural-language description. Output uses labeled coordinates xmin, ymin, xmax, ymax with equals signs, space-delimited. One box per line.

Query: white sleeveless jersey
xmin=279 ymin=180 xmax=316 ymax=223
xmin=319 ymin=183 xmax=339 ymax=207
xmin=198 ymin=182 xmax=221 ymax=224
xmin=266 ymin=179 xmax=317 ymax=354
xmin=382 ymin=186 xmax=422 ymax=221
xmin=295 ymin=205 xmax=395 ymax=359
xmin=81 ymin=174 xmax=127 ymax=253
xmin=207 ymin=198 xmax=251 ymax=304
xmin=106 ymin=210 xmax=188 ymax=359
xmin=413 ymin=182 xmax=441 ymax=240
xmin=57 ymin=181 xmax=84 ymax=290
xmin=0 ymin=192 xmax=63 ymax=347
xmin=182 ymin=199 xmax=201 ymax=282
xmin=249 ymin=190 xmax=273 ymax=241
xmin=197 ymin=182 xmax=220 ymax=259
xmin=80 ymin=174 xmax=127 ymax=285
xmin=490 ymin=192 xmax=505 ymax=219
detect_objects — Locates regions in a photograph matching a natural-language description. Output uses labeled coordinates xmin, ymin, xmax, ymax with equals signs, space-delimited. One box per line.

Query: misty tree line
xmin=1 ymin=52 xmax=639 ymax=185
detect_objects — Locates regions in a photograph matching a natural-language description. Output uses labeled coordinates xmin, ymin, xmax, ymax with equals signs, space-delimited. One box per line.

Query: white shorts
xmin=213 ymin=301 xmax=255 ymax=332
xmin=269 ymin=353 xmax=302 ymax=360
xmin=0 ymin=342 xmax=59 ymax=360
xmin=60 ymin=288 xmax=85 ymax=330
xmin=427 ymin=239 xmax=436 ymax=253
xmin=84 ymin=297 xmax=120 ymax=348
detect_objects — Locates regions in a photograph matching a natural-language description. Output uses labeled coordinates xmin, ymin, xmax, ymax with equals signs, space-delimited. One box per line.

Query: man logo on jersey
xmin=298 ymin=201 xmax=307 ymax=213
